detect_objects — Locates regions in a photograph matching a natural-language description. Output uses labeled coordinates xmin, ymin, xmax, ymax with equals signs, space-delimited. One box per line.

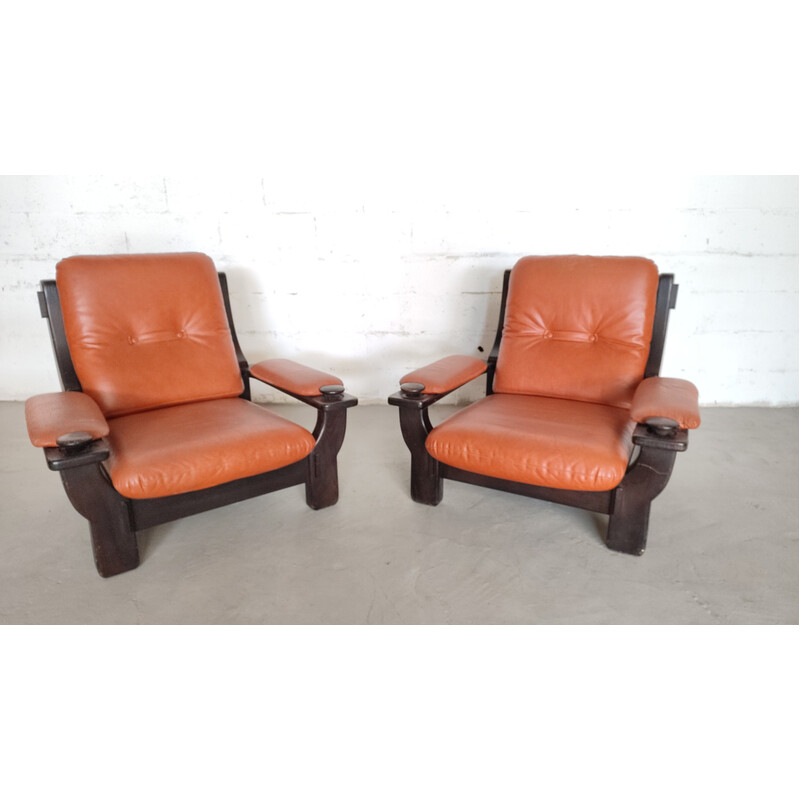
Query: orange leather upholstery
xmin=25 ymin=391 xmax=109 ymax=447
xmin=56 ymin=253 xmax=243 ymax=418
xmin=250 ymin=358 xmax=341 ymax=396
xmin=494 ymin=256 xmax=659 ymax=408
xmin=105 ymin=398 xmax=315 ymax=499
xmin=631 ymin=377 xmax=701 ymax=429
xmin=426 ymin=393 xmax=637 ymax=492
xmin=400 ymin=355 xmax=487 ymax=394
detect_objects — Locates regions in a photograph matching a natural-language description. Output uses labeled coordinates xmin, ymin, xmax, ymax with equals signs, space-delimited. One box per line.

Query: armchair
xmin=388 ymin=255 xmax=700 ymax=555
xmin=25 ymin=252 xmax=357 ymax=577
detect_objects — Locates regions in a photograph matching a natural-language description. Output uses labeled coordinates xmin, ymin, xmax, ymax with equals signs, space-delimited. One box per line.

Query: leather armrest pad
xmin=25 ymin=391 xmax=110 ymax=448
xmin=631 ymin=377 xmax=701 ymax=429
xmin=250 ymin=358 xmax=342 ymax=396
xmin=400 ymin=355 xmax=487 ymax=394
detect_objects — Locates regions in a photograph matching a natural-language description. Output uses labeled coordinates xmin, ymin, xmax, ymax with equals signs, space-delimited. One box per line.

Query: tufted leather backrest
xmin=493 ymin=255 xmax=659 ymax=408
xmin=56 ymin=253 xmax=244 ymax=418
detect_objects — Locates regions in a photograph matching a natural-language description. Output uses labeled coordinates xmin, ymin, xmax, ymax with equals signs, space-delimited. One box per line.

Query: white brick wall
xmin=0 ymin=175 xmax=796 ymax=404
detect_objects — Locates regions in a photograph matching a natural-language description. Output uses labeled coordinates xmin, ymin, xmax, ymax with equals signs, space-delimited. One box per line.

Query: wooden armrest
xmin=632 ymin=423 xmax=689 ymax=452
xmin=25 ymin=391 xmax=110 ymax=448
xmin=399 ymin=355 xmax=487 ymax=395
xmin=44 ymin=438 xmax=111 ymax=470
xmin=630 ymin=377 xmax=701 ymax=431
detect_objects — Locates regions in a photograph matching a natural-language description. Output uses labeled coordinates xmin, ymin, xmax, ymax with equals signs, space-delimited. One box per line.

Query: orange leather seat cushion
xmin=426 ymin=393 xmax=636 ymax=492
xmin=494 ymin=256 xmax=659 ymax=408
xmin=105 ymin=399 xmax=315 ymax=499
xmin=56 ymin=253 xmax=244 ymax=418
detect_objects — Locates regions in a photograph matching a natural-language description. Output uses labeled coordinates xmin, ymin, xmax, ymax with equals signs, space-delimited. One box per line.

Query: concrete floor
xmin=0 ymin=401 xmax=797 ymax=624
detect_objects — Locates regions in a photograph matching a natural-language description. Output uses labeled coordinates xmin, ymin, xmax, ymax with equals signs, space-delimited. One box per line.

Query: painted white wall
xmin=0 ymin=174 xmax=796 ymax=405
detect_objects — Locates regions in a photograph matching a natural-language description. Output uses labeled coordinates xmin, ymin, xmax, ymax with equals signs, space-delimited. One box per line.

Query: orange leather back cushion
xmin=494 ymin=255 xmax=659 ymax=408
xmin=57 ymin=253 xmax=243 ymax=418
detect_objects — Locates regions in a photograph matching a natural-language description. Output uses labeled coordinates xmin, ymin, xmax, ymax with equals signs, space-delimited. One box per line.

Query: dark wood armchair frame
xmin=389 ymin=271 xmax=688 ymax=556
xmin=37 ymin=274 xmax=357 ymax=577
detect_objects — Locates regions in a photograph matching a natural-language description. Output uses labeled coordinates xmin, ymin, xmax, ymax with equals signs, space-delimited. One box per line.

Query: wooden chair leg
xmin=60 ymin=463 xmax=140 ymax=577
xmin=88 ymin=513 xmax=140 ymax=578
xmin=306 ymin=449 xmax=339 ymax=509
xmin=606 ymin=446 xmax=677 ymax=555
xmin=606 ymin=488 xmax=653 ymax=555
xmin=409 ymin=449 xmax=443 ymax=506
xmin=305 ymin=404 xmax=349 ymax=510
xmin=397 ymin=405 xmax=442 ymax=506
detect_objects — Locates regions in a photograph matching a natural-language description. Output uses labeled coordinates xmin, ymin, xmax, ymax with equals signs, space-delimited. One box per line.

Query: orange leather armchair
xmin=25 ymin=253 xmax=357 ymax=577
xmin=389 ymin=255 xmax=700 ymax=555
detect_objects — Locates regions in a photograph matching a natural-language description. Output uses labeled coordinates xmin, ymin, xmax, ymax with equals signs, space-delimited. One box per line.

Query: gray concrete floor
xmin=1 ymin=401 xmax=797 ymax=624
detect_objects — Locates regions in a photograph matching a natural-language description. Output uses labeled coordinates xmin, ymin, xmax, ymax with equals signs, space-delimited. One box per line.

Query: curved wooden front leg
xmin=606 ymin=426 xmax=685 ymax=555
xmin=43 ymin=440 xmax=139 ymax=578
xmin=389 ymin=384 xmax=444 ymax=506
xmin=58 ymin=460 xmax=139 ymax=578
xmin=396 ymin=404 xmax=442 ymax=506
xmin=305 ymin=388 xmax=358 ymax=510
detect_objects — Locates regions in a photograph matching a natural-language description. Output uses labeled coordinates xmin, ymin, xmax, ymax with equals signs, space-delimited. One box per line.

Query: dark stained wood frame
xmin=388 ymin=271 xmax=688 ymax=556
xmin=37 ymin=274 xmax=357 ymax=578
